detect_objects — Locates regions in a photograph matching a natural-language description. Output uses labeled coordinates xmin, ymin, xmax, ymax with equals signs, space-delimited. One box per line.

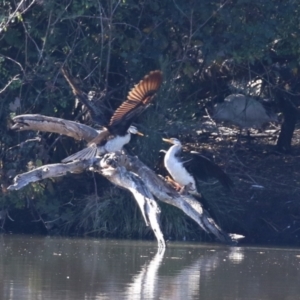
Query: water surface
xmin=1 ymin=235 xmax=300 ymax=300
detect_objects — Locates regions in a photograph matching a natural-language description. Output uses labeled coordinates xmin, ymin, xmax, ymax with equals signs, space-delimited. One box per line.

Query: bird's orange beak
xmin=162 ymin=138 xmax=173 ymax=144
xmin=136 ymin=131 xmax=144 ymax=136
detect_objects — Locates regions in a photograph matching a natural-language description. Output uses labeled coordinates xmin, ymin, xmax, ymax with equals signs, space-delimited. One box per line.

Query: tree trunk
xmin=276 ymin=98 xmax=299 ymax=153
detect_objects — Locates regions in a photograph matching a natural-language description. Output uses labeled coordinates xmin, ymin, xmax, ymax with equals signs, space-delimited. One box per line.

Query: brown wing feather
xmin=87 ymin=128 xmax=110 ymax=146
xmin=109 ymin=70 xmax=163 ymax=128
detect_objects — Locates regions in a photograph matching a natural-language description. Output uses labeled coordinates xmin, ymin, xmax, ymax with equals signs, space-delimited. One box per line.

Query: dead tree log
xmin=9 ymin=114 xmax=243 ymax=246
xmin=11 ymin=114 xmax=99 ymax=142
xmin=8 ymin=153 xmax=165 ymax=248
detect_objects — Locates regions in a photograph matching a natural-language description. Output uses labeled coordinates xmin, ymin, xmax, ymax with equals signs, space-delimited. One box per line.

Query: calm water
xmin=1 ymin=235 xmax=300 ymax=300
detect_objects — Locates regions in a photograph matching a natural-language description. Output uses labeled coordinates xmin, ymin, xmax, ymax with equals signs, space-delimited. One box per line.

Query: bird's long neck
xmin=165 ymin=144 xmax=182 ymax=161
xmin=164 ymin=143 xmax=197 ymax=193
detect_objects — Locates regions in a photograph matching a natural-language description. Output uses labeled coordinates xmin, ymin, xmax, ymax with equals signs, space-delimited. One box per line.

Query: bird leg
xmin=179 ymin=185 xmax=189 ymax=195
xmin=164 ymin=176 xmax=183 ymax=191
xmin=163 ymin=176 xmax=196 ymax=195
xmin=179 ymin=182 xmax=195 ymax=195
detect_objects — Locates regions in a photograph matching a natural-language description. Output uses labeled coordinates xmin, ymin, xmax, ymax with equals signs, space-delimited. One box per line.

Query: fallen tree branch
xmin=9 ymin=113 xmax=243 ymax=246
xmin=126 ymin=155 xmax=236 ymax=243
xmin=11 ymin=114 xmax=99 ymax=142
xmin=97 ymin=154 xmax=165 ymax=248
xmin=7 ymin=160 xmax=92 ymax=191
xmin=8 ymin=153 xmax=166 ymax=247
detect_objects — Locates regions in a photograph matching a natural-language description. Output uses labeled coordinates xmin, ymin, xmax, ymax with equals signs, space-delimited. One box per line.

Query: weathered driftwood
xmin=126 ymin=155 xmax=236 ymax=243
xmin=8 ymin=153 xmax=166 ymax=248
xmin=11 ymin=114 xmax=98 ymax=142
xmin=98 ymin=154 xmax=165 ymax=248
xmin=7 ymin=160 xmax=93 ymax=190
xmin=9 ymin=114 xmax=243 ymax=246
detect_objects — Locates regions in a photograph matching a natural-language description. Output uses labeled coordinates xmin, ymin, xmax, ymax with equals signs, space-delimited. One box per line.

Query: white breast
xmin=104 ymin=134 xmax=131 ymax=153
xmin=164 ymin=145 xmax=196 ymax=191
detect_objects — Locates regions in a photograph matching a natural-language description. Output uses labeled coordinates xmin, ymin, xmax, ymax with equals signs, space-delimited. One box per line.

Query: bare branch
xmin=8 ymin=113 xmax=243 ymax=246
xmin=7 ymin=151 xmax=238 ymax=244
xmin=126 ymin=155 xmax=237 ymax=244
xmin=97 ymin=154 xmax=165 ymax=248
xmin=8 ymin=153 xmax=166 ymax=247
xmin=7 ymin=160 xmax=92 ymax=191
xmin=0 ymin=0 xmax=36 ymax=34
xmin=0 ymin=55 xmax=25 ymax=74
xmin=11 ymin=114 xmax=99 ymax=142
xmin=0 ymin=75 xmax=20 ymax=94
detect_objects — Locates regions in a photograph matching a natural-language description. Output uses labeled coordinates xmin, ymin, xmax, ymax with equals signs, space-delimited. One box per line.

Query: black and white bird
xmin=213 ymin=94 xmax=277 ymax=130
xmin=62 ymin=70 xmax=163 ymax=163
xmin=62 ymin=125 xmax=144 ymax=162
xmin=161 ymin=138 xmax=233 ymax=194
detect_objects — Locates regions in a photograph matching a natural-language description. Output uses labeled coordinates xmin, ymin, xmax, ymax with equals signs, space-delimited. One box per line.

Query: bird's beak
xmin=162 ymin=138 xmax=173 ymax=144
xmin=136 ymin=131 xmax=144 ymax=136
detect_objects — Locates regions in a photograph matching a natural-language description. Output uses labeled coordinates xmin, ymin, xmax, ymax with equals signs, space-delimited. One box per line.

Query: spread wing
xmin=61 ymin=128 xmax=109 ymax=163
xmin=87 ymin=128 xmax=110 ymax=146
xmin=108 ymin=70 xmax=163 ymax=135
xmin=61 ymin=143 xmax=98 ymax=163
xmin=184 ymin=151 xmax=234 ymax=191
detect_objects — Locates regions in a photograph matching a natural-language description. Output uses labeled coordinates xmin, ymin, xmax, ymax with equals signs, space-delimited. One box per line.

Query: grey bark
xmin=9 ymin=114 xmax=243 ymax=246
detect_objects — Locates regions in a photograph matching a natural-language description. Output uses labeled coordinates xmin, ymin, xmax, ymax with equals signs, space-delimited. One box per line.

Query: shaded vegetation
xmin=1 ymin=0 xmax=300 ymax=245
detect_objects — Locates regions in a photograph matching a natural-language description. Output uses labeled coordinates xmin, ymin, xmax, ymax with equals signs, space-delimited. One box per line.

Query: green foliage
xmin=1 ymin=0 xmax=300 ymax=240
